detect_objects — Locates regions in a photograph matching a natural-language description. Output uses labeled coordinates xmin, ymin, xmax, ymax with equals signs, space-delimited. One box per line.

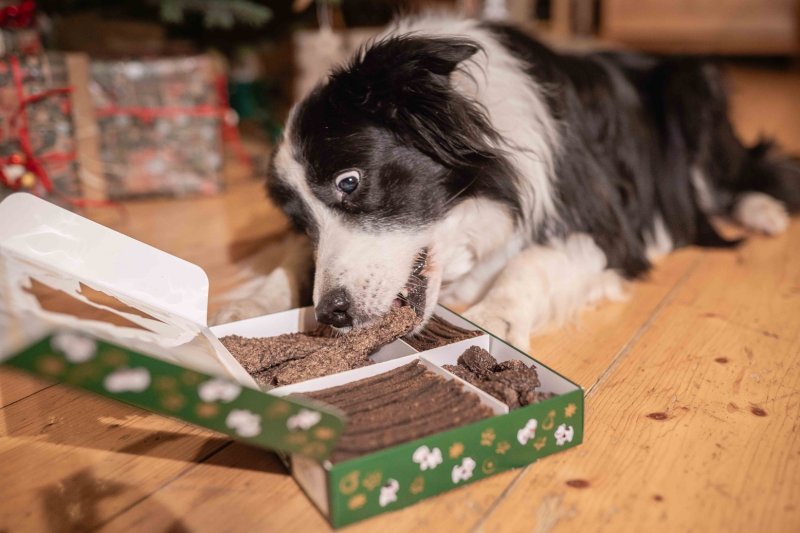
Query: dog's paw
xmin=585 ymin=270 xmax=627 ymax=307
xmin=734 ymin=192 xmax=789 ymax=235
xmin=464 ymin=302 xmax=531 ymax=351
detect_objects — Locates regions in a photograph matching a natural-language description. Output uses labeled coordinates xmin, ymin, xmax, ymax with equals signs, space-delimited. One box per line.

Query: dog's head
xmin=268 ymin=35 xmax=518 ymax=330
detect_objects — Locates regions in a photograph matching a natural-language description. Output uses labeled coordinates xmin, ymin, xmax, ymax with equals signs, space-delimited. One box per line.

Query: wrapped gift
xmin=90 ymin=55 xmax=239 ymax=199
xmin=0 ymin=54 xmax=83 ymax=206
xmin=0 ymin=1 xmax=42 ymax=57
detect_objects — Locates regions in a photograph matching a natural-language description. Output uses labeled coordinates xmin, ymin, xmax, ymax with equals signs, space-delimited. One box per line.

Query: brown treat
xmin=308 ymin=362 xmax=426 ymax=404
xmin=344 ymin=379 xmax=466 ymax=427
xmin=220 ymin=332 xmax=337 ymax=376
xmin=323 ymin=369 xmax=438 ymax=413
xmin=447 ymin=346 xmax=545 ymax=409
xmin=334 ymin=398 xmax=489 ymax=456
xmin=222 ymin=305 xmax=418 ymax=387
xmin=495 ymin=359 xmax=528 ymax=372
xmin=520 ymin=390 xmax=556 ymax=406
xmin=403 ymin=315 xmax=482 ymax=351
xmin=492 ymin=367 xmax=541 ymax=391
xmin=298 ymin=361 xmax=494 ymax=462
xmin=274 ymin=306 xmax=418 ymax=385
xmin=331 ymin=408 xmax=491 ymax=462
xmin=478 ymin=380 xmax=521 ymax=409
xmin=308 ymin=323 xmax=338 ymax=338
xmin=458 ymin=346 xmax=497 ymax=378
xmin=332 ymin=396 xmax=490 ymax=459
xmin=442 ymin=364 xmax=481 ymax=386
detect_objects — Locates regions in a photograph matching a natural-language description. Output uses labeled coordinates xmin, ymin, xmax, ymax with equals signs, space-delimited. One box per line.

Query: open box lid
xmin=0 ymin=193 xmax=345 ymax=461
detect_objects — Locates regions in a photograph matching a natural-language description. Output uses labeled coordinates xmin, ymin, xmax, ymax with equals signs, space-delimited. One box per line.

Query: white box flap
xmin=0 ymin=193 xmax=208 ymax=323
xmin=0 ymin=194 xmax=256 ymax=386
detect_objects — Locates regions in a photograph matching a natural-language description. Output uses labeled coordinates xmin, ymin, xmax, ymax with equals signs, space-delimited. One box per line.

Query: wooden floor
xmin=1 ymin=64 xmax=799 ymax=532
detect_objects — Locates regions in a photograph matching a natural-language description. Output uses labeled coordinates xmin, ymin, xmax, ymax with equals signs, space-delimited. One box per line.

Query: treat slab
xmin=0 ymin=194 xmax=584 ymax=528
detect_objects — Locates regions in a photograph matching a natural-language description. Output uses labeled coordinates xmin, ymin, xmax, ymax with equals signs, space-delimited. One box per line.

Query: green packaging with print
xmin=0 ymin=193 xmax=584 ymax=528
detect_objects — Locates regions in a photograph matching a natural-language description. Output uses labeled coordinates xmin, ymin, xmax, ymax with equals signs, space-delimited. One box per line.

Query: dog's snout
xmin=316 ymin=287 xmax=353 ymax=327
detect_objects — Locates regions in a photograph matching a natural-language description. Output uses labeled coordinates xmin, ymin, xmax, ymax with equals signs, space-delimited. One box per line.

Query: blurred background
xmin=0 ymin=0 xmax=797 ymax=309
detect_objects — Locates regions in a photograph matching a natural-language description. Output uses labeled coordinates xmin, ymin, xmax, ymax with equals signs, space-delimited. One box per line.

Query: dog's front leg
xmin=464 ymin=234 xmax=624 ymax=350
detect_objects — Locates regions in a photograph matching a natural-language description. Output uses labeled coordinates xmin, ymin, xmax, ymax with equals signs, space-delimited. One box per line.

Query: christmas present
xmin=90 ymin=55 xmax=244 ymax=199
xmin=0 ymin=53 xmax=86 ymax=206
xmin=0 ymin=1 xmax=42 ymax=57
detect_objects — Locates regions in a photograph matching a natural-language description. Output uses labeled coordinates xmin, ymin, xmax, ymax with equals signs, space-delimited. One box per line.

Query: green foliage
xmin=157 ymin=0 xmax=273 ymax=29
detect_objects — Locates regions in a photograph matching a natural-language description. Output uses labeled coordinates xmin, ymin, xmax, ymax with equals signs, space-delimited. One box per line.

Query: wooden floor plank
xmin=476 ymin=221 xmax=800 ymax=533
xmin=528 ymin=248 xmax=702 ymax=389
xmin=1 ymin=64 xmax=798 ymax=532
xmin=0 ymin=385 xmax=229 ymax=532
xmin=0 ymin=368 xmax=53 ymax=409
xmin=96 ymin=220 xmax=703 ymax=533
xmin=85 ymin=180 xmax=289 ymax=314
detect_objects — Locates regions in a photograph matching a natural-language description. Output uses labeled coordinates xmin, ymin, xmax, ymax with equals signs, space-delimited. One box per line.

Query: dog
xmin=220 ymin=14 xmax=799 ymax=349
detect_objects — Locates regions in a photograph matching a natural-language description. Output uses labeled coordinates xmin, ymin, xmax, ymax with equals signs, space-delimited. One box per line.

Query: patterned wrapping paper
xmin=0 ymin=1 xmax=41 ymax=57
xmin=0 ymin=27 xmax=41 ymax=56
xmin=89 ymin=56 xmax=226 ymax=199
xmin=0 ymin=54 xmax=81 ymax=205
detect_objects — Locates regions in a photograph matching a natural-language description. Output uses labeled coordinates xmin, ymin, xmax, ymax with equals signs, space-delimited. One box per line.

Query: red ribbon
xmin=93 ymin=74 xmax=253 ymax=170
xmin=0 ymin=55 xmax=118 ymax=210
xmin=0 ymin=0 xmax=36 ymax=30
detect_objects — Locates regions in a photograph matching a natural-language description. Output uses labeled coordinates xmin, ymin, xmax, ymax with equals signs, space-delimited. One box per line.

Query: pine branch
xmin=157 ymin=0 xmax=273 ymax=29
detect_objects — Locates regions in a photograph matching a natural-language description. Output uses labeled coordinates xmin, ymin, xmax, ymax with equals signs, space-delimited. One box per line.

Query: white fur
xmin=644 ymin=214 xmax=674 ymax=262
xmin=386 ymin=15 xmax=562 ymax=230
xmin=691 ymin=166 xmax=717 ymax=214
xmin=733 ymin=192 xmax=789 ymax=235
xmin=218 ymin=15 xmax=622 ymax=347
xmin=223 ymin=15 xmax=797 ymax=353
xmin=435 ymin=198 xmax=521 ymax=306
xmin=262 ymin=15 xmax=565 ymax=328
xmin=274 ymin=126 xmax=436 ymax=326
xmin=464 ymin=233 xmax=625 ymax=349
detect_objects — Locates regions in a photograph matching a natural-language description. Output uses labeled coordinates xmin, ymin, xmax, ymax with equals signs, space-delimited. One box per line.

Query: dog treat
xmin=301 ymin=361 xmax=494 ymax=462
xmin=403 ymin=314 xmax=482 ymax=351
xmin=220 ymin=305 xmax=418 ymax=387
xmin=444 ymin=346 xmax=550 ymax=409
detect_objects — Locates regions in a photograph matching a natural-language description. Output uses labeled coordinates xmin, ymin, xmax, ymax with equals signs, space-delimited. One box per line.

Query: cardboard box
xmin=0 ymin=193 xmax=584 ymax=527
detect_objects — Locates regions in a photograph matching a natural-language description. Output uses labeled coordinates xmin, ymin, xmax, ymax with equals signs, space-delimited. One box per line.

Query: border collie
xmin=250 ymin=15 xmax=799 ymax=348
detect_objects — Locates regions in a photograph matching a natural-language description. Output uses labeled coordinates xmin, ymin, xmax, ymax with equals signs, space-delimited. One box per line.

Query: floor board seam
xmin=94 ymin=439 xmax=235 ymax=529
xmin=584 ymin=254 xmax=705 ymax=398
xmin=0 ymin=383 xmax=57 ymax=411
xmin=468 ymin=467 xmax=527 ymax=533
xmin=468 ymin=254 xmax=706 ymax=530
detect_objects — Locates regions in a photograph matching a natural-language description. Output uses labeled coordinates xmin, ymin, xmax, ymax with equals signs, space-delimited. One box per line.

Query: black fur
xmin=270 ymin=22 xmax=800 ymax=279
xmin=487 ymin=23 xmax=799 ymax=276
xmin=268 ymin=36 xmax=520 ymax=234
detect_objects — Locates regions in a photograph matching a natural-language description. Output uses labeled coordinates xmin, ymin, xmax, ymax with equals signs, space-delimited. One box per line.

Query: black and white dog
xmin=240 ymin=15 xmax=800 ymax=347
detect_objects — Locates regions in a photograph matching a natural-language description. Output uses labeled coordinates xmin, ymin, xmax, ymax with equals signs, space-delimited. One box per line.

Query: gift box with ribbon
xmin=0 ymin=53 xmax=82 ymax=206
xmin=89 ymin=55 xmax=249 ymax=199
xmin=0 ymin=0 xmax=42 ymax=57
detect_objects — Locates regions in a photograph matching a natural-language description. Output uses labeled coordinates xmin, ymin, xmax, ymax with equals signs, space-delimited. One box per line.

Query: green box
xmin=0 ymin=193 xmax=583 ymax=527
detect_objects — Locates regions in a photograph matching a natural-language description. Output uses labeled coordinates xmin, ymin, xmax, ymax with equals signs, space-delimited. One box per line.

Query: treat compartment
xmin=270 ymin=351 xmax=506 ymax=416
xmin=268 ymin=352 xmax=422 ymax=397
xmin=401 ymin=307 xmax=484 ymax=352
xmin=209 ymin=306 xmax=418 ymax=385
xmin=420 ymin=332 xmax=566 ymax=410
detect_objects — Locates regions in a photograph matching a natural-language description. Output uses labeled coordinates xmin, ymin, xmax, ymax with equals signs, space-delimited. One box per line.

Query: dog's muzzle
xmin=315 ymin=287 xmax=352 ymax=327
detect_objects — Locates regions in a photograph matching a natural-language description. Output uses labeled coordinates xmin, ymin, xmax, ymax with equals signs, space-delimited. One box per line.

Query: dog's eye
xmin=335 ymin=170 xmax=360 ymax=194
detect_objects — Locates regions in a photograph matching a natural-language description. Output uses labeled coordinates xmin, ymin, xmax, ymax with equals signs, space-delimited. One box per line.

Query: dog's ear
xmin=330 ymin=36 xmax=504 ymax=168
xmin=342 ymin=36 xmax=479 ymax=87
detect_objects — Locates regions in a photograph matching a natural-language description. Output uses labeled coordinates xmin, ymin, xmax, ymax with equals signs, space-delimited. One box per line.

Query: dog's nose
xmin=315 ymin=288 xmax=353 ymax=327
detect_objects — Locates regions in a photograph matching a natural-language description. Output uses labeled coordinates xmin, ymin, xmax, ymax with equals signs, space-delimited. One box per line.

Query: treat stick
xmin=273 ymin=306 xmax=418 ymax=385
